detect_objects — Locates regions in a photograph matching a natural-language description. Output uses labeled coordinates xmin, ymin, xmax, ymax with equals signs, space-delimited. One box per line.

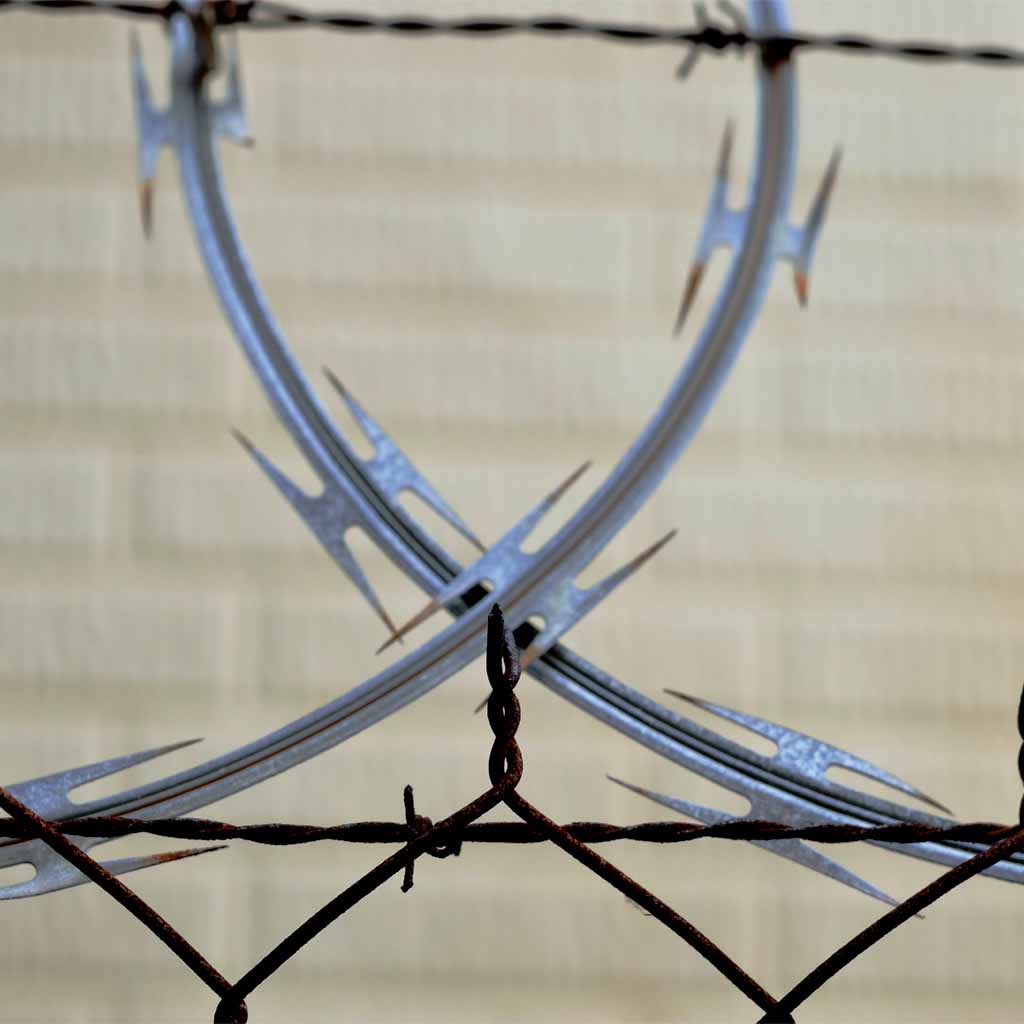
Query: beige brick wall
xmin=2 ymin=2 xmax=1024 ymax=1021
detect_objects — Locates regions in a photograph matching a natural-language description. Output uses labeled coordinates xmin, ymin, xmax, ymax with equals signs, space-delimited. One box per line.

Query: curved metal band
xmin=4 ymin=0 xmax=1021 ymax=897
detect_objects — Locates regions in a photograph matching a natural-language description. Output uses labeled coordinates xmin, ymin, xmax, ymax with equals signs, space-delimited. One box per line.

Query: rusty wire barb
xmin=3 ymin=0 xmax=1024 ymax=71
xmin=1 ymin=608 xmax=1023 ymax=1022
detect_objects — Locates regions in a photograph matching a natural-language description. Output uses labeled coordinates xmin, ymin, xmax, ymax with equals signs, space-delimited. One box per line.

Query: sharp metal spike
xmin=674 ymin=121 xmax=738 ymax=337
xmin=101 ymin=843 xmax=227 ymax=877
xmin=233 ymin=430 xmax=398 ymax=637
xmin=673 ymin=263 xmax=705 ymax=338
xmin=676 ymin=46 xmax=701 ymax=81
xmin=232 ymin=428 xmax=317 ymax=515
xmin=675 ymin=2 xmax=708 ymax=79
xmin=715 ymin=117 xmax=735 ymax=185
xmin=374 ymin=593 xmax=445 ymax=656
xmin=671 ymin=2 xmax=704 ymax=79
xmin=328 ymin=529 xmax=399 ymax=639
xmin=322 ymin=367 xmax=485 ymax=553
xmin=802 ymin=147 xmax=842 ymax=256
xmin=582 ymin=529 xmax=677 ymax=605
xmin=130 ymin=29 xmax=172 ymax=237
xmin=665 ymin=690 xmax=950 ymax=813
xmin=322 ymin=366 xmax=390 ymax=451
xmin=793 ymin=269 xmax=809 ymax=308
xmin=608 ymin=776 xmax=899 ymax=907
xmin=791 ymin=146 xmax=842 ymax=307
xmin=0 ymin=844 xmax=226 ymax=901
xmin=4 ymin=738 xmax=203 ymax=821
xmin=376 ymin=463 xmax=592 ymax=654
xmin=519 ymin=530 xmax=678 ymax=669
xmin=213 ymin=33 xmax=253 ymax=147
xmin=139 ymin=180 xmax=155 ymax=240
xmin=665 ymin=689 xmax=787 ymax=746
xmin=505 ymin=460 xmax=592 ymax=549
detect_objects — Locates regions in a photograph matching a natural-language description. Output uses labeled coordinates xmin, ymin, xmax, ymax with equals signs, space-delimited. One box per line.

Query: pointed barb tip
xmin=586 ymin=528 xmax=677 ymax=602
xmin=148 ymin=844 xmax=229 ymax=866
xmin=674 ymin=121 xmax=735 ymax=337
xmin=376 ymin=615 xmax=420 ymax=656
xmin=676 ymin=2 xmax=710 ymax=79
xmin=229 ymin=427 xmax=255 ymax=455
xmin=676 ymin=47 xmax=700 ymax=80
xmin=664 ymin=688 xmax=697 ymax=706
xmin=139 ymin=179 xmax=154 ymax=238
xmin=322 ymin=364 xmax=348 ymax=400
xmin=549 ymin=461 xmax=592 ymax=504
xmin=716 ymin=119 xmax=735 ymax=185
xmin=663 ymin=689 xmax=952 ymax=814
xmin=673 ymin=262 xmax=705 ymax=337
xmin=790 ymin=145 xmax=843 ymax=308
xmin=793 ymin=269 xmax=808 ymax=307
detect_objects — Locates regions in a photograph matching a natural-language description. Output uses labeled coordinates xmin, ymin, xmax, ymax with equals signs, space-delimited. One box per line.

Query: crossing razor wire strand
xmin=8 ymin=0 xmax=1008 ymax=903
xmin=1 ymin=0 xmax=1024 ymax=1019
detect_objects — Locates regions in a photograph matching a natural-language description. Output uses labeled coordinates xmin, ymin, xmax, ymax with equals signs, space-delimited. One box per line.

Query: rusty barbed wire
xmin=0 ymin=812 xmax=1019 ymax=848
xmin=1 ymin=608 xmax=1022 ymax=1022
xmin=1 ymin=0 xmax=1024 ymax=71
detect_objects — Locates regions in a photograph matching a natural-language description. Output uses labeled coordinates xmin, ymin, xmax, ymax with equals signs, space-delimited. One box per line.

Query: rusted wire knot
xmin=399 ymin=604 xmax=523 ymax=895
xmin=484 ymin=603 xmax=523 ymax=789
xmin=400 ymin=784 xmax=462 ymax=893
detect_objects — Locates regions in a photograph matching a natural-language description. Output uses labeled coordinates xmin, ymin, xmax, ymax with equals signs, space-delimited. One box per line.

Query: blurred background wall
xmin=2 ymin=1 xmax=1024 ymax=1020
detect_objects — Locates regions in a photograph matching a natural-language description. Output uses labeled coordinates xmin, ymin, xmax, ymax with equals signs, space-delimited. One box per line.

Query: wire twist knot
xmin=400 ymin=785 xmax=461 ymax=892
xmin=485 ymin=604 xmax=523 ymax=789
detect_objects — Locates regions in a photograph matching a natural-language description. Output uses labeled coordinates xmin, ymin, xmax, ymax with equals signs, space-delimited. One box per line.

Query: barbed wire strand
xmin=0 ymin=814 xmax=1018 ymax=847
xmin=1 ymin=0 xmax=1023 ymax=70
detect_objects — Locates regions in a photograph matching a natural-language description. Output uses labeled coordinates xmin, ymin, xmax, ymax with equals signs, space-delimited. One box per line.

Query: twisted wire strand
xmin=1 ymin=0 xmax=1022 ymax=70
xmin=0 ymin=815 xmax=1017 ymax=847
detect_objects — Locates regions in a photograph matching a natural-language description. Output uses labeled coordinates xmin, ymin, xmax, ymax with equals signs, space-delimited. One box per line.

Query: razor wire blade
xmin=3 ymin=0 xmax=1022 ymax=905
